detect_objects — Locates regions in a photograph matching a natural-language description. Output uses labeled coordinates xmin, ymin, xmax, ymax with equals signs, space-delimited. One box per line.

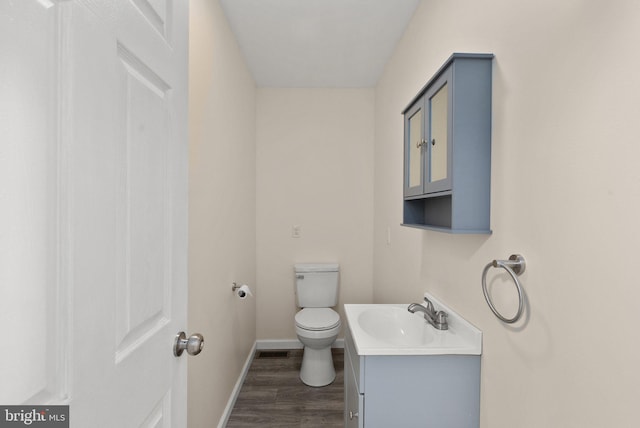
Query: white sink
xmin=344 ymin=293 xmax=482 ymax=356
xmin=357 ymin=305 xmax=434 ymax=347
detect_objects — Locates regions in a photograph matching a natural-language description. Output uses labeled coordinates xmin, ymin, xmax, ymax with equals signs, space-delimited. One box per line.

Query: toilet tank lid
xmin=294 ymin=263 xmax=339 ymax=273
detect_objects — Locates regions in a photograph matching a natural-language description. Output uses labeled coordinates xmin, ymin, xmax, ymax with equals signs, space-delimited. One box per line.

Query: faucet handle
xmin=434 ymin=311 xmax=448 ymax=330
xmin=423 ymin=297 xmax=434 ymax=311
xmin=435 ymin=311 xmax=447 ymax=322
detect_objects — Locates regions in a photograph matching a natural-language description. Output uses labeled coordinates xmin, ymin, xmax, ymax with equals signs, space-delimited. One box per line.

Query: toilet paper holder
xmin=232 ymin=282 xmax=252 ymax=298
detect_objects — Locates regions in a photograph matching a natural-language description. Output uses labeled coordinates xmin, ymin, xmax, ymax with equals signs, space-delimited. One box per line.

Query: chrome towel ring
xmin=481 ymin=254 xmax=526 ymax=323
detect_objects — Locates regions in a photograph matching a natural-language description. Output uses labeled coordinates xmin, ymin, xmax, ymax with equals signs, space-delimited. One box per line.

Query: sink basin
xmin=344 ymin=293 xmax=482 ymax=356
xmin=357 ymin=306 xmax=434 ymax=346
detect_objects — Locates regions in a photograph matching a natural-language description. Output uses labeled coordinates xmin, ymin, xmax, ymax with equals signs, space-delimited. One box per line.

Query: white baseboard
xmin=216 ymin=341 xmax=257 ymax=428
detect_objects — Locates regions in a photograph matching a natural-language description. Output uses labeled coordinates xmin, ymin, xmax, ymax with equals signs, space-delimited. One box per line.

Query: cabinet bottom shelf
xmin=401 ymin=223 xmax=492 ymax=234
xmin=402 ymin=195 xmax=491 ymax=234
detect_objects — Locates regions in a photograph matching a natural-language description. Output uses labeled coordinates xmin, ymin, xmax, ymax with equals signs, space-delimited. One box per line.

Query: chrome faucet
xmin=408 ymin=297 xmax=448 ymax=330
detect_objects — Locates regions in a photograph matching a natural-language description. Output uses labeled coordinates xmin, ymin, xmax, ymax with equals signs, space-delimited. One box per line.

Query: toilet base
xmin=299 ymin=346 xmax=336 ymax=387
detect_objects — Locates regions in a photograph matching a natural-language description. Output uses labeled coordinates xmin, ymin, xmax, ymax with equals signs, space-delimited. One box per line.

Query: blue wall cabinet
xmin=402 ymin=53 xmax=493 ymax=233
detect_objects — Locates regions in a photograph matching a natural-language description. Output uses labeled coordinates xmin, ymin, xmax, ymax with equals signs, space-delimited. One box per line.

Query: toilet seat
xmin=295 ymin=308 xmax=340 ymax=331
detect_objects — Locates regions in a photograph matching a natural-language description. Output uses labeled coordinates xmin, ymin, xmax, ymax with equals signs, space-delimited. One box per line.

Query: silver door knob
xmin=349 ymin=410 xmax=359 ymax=420
xmin=174 ymin=332 xmax=204 ymax=357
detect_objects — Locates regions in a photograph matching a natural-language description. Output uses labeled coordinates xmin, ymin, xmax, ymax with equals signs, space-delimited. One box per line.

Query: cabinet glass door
xmin=429 ymin=82 xmax=448 ymax=183
xmin=424 ymin=71 xmax=452 ymax=194
xmin=404 ymin=103 xmax=424 ymax=196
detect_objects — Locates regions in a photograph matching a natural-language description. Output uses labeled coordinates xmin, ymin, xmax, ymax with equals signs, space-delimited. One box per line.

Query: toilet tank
xmin=294 ymin=263 xmax=339 ymax=308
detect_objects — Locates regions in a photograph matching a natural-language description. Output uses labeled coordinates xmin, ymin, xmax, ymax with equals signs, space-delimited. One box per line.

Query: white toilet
xmin=294 ymin=263 xmax=341 ymax=387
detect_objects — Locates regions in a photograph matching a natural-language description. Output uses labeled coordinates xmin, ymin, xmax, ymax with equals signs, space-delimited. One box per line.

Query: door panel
xmin=114 ymin=42 xmax=172 ymax=363
xmin=131 ymin=0 xmax=172 ymax=41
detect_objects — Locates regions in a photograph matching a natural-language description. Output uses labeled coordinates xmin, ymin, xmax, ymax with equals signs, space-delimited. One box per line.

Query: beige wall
xmin=256 ymin=88 xmax=375 ymax=340
xmin=188 ymin=1 xmax=640 ymax=426
xmin=188 ymin=1 xmax=256 ymax=426
xmin=374 ymin=1 xmax=640 ymax=427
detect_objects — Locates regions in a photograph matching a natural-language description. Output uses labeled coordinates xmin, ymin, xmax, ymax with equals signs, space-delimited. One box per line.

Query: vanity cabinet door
xmin=345 ymin=329 xmax=364 ymax=428
xmin=345 ymin=356 xmax=363 ymax=428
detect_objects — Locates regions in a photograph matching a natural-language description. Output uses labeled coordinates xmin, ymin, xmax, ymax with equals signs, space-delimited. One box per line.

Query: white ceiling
xmin=218 ymin=0 xmax=421 ymax=87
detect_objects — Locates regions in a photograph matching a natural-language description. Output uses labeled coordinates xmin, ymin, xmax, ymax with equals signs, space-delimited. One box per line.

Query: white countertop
xmin=344 ymin=293 xmax=482 ymax=356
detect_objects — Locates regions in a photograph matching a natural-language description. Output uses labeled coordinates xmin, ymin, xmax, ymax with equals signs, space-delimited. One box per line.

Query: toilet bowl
xmin=295 ymin=307 xmax=341 ymax=387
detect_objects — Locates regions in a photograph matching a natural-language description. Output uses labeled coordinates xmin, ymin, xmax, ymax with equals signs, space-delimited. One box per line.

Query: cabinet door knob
xmin=349 ymin=410 xmax=359 ymax=420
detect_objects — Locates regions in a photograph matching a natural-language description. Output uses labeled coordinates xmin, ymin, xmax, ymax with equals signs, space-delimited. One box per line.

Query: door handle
xmin=174 ymin=332 xmax=204 ymax=357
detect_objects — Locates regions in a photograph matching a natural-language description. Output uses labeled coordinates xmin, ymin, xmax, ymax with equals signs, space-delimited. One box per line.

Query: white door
xmin=0 ymin=1 xmax=193 ymax=426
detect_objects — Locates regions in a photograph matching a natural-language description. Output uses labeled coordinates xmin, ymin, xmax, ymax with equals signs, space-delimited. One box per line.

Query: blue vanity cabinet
xmin=402 ymin=53 xmax=493 ymax=233
xmin=344 ymin=326 xmax=481 ymax=428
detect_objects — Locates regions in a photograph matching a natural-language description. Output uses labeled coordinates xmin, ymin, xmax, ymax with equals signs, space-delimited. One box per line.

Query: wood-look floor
xmin=225 ymin=349 xmax=344 ymax=427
